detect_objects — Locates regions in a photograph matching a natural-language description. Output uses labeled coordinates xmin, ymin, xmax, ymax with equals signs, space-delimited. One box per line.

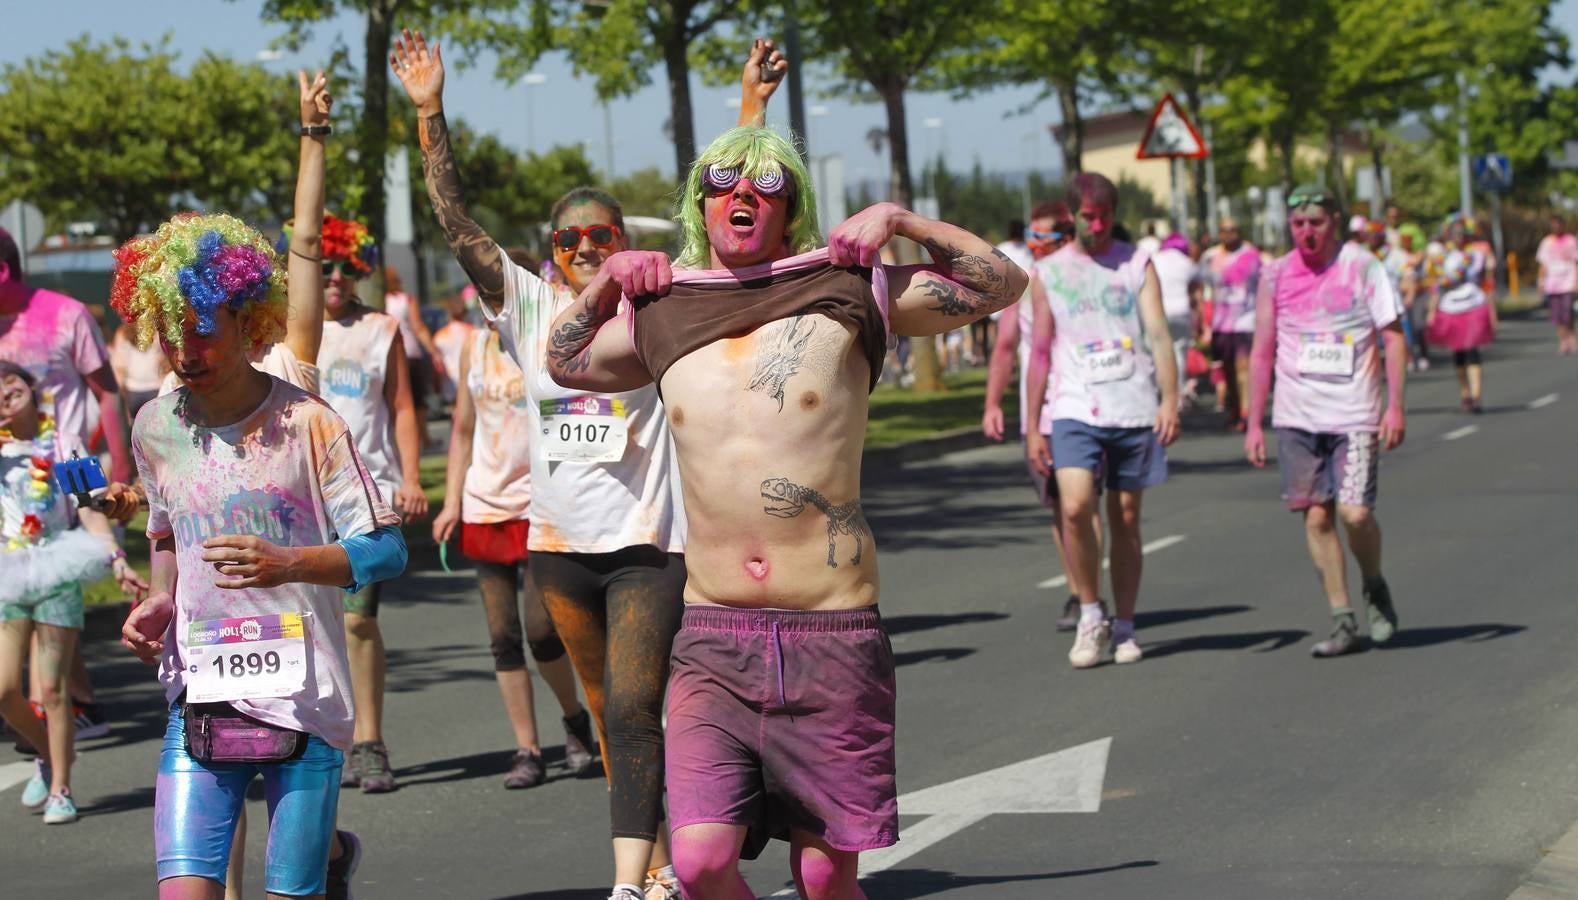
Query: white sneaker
xmin=1069 ymin=618 xmax=1111 ymax=669
xmin=1113 ymin=638 xmax=1144 ymax=665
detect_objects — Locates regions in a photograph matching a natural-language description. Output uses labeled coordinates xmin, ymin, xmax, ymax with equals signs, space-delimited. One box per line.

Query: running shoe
xmin=504 ymin=749 xmax=545 ymax=790
xmin=1312 ymin=611 xmax=1362 ymax=658
xmin=1459 ymin=397 xmax=1474 ymax=413
xmin=340 ymin=742 xmax=364 ymax=787
xmin=563 ymin=709 xmax=598 ymax=775
xmin=1364 ymin=577 xmax=1398 ymax=645
xmin=644 ymin=868 xmax=681 ymax=900
xmin=1055 ymin=595 xmax=1081 ymax=631
xmin=1113 ymin=639 xmax=1144 ymax=665
xmin=1069 ymin=617 xmax=1111 ymax=669
xmin=21 ymin=758 xmax=50 ymax=810
xmin=42 ymin=789 xmax=77 ymax=825
xmin=358 ymin=741 xmax=396 ymax=793
xmin=72 ymin=703 xmax=110 ymax=740
xmin=608 ymin=888 xmax=645 ymax=900
xmin=325 ymin=829 xmax=362 ymax=900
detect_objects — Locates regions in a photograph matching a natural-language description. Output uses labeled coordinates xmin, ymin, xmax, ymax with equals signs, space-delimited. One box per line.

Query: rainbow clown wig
xmin=111 ymin=213 xmax=285 ymax=352
xmin=278 ymin=213 xmax=379 ymax=276
xmin=676 ymin=126 xmax=820 ymax=269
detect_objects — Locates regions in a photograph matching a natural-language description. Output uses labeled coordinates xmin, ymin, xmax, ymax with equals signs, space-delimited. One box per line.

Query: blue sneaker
xmin=21 ymin=758 xmax=50 ymax=810
xmin=42 ymin=789 xmax=78 ymax=824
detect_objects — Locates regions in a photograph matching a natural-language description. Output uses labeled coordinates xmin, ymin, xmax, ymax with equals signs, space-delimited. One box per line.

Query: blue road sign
xmin=1474 ymin=153 xmax=1513 ymax=192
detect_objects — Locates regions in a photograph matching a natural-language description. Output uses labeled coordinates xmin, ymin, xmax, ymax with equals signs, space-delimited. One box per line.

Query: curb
xmin=863 ymin=425 xmax=993 ymax=468
xmin=1509 ymin=819 xmax=1578 ymax=899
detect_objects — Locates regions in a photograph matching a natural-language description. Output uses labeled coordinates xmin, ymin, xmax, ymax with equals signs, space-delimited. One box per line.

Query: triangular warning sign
xmin=1137 ymin=94 xmax=1208 ymax=160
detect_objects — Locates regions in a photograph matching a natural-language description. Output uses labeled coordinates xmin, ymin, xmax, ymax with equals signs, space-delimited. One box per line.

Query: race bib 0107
xmin=1297 ymin=332 xmax=1355 ymax=378
xmin=184 ymin=612 xmax=310 ymax=703
xmin=540 ymin=397 xmax=630 ymax=463
xmin=1078 ymin=337 xmax=1137 ymax=384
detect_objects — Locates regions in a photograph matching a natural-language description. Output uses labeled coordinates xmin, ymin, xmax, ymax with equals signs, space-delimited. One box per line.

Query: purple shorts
xmin=1275 ymin=428 xmax=1379 ymax=510
xmin=665 ymin=605 xmax=898 ymax=859
xmin=1023 ymin=431 xmax=1059 ymax=507
xmin=1548 ymin=292 xmax=1575 ymax=328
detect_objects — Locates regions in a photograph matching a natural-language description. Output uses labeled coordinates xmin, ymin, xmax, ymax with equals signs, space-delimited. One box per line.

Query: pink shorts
xmin=665 ymin=605 xmax=898 ymax=859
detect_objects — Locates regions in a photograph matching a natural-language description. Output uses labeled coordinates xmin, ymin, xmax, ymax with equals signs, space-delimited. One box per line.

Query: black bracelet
xmin=289 ymin=248 xmax=322 ymax=263
xmin=300 ymin=124 xmax=332 ymax=137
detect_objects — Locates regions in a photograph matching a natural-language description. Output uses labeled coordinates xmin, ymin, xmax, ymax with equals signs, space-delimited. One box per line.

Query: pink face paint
xmin=705 ymin=180 xmax=791 ymax=267
xmin=1290 ymin=209 xmax=1338 ymax=268
xmin=1077 ymin=200 xmax=1114 ymax=254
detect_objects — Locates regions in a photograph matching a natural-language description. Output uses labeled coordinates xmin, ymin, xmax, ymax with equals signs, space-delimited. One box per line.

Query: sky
xmin=8 ymin=1 xmax=1578 ymax=188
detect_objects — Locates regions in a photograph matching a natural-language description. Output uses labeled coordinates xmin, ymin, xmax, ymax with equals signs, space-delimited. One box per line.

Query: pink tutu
xmin=1428 ymin=304 xmax=1494 ymax=352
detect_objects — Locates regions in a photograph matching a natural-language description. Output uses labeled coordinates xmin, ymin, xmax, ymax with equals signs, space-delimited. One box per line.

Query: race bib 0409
xmin=1297 ymin=333 xmax=1355 ymax=378
xmin=540 ymin=397 xmax=630 ymax=463
xmin=1078 ymin=338 xmax=1137 ymax=384
xmin=184 ymin=612 xmax=310 ymax=703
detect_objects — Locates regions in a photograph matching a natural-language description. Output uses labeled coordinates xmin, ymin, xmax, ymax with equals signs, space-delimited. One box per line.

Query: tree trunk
xmin=663 ymin=19 xmax=697 ymax=178
xmin=1277 ymin=130 xmax=1296 ymax=193
xmin=361 ymin=0 xmax=396 ymax=307
xmin=878 ymin=81 xmax=943 ymax=394
xmin=1368 ymin=124 xmax=1387 ymax=216
xmin=1055 ymin=77 xmax=1083 ymax=174
xmin=1325 ymin=120 xmax=1349 ymax=214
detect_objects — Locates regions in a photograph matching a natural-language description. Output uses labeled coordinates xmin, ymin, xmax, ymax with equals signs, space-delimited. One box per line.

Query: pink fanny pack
xmin=184 ymin=702 xmax=306 ymax=764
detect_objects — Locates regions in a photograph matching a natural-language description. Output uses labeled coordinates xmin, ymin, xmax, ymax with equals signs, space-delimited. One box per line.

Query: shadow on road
xmin=895 ymin=647 xmax=976 ymax=667
xmin=1168 ymin=456 xmax=1260 ymax=475
xmin=859 ymin=860 xmax=1161 ymax=898
xmin=1143 ymin=629 xmax=1309 ymax=659
xmin=385 ymin=643 xmax=498 ymax=693
xmin=884 ymin=611 xmax=1009 ymax=637
xmin=397 ymin=745 xmax=595 ymax=789
xmin=1134 ymin=605 xmax=1251 ymax=629
xmin=1379 ymin=623 xmax=1526 ymax=649
xmin=78 ymin=784 xmax=156 ymax=816
xmin=493 ymin=890 xmax=608 ymax=900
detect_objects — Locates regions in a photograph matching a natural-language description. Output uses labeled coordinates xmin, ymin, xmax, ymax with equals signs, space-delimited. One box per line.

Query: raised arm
xmin=391 ymin=30 xmax=505 ymax=313
xmin=828 ymin=203 xmax=1028 ymax=337
xmin=738 ymin=38 xmax=787 ymax=128
xmin=544 ymin=251 xmax=663 ymax=393
xmin=285 ymin=69 xmax=332 ymax=364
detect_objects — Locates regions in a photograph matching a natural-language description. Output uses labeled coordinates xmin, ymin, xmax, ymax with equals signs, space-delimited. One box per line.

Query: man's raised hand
xmin=299 ymin=69 xmax=332 ymax=128
xmin=828 ymin=202 xmax=908 ymax=268
xmin=744 ymin=38 xmax=787 ymax=101
xmin=390 ymin=28 xmax=445 ymax=116
xmin=602 ymin=251 xmax=673 ymax=302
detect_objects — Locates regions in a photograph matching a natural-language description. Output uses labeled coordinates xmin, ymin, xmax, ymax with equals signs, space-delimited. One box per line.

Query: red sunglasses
xmin=552 ymin=224 xmax=622 ymax=252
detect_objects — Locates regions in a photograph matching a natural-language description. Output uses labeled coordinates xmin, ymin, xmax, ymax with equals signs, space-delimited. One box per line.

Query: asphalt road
xmin=3 ymin=316 xmax=1576 ymax=899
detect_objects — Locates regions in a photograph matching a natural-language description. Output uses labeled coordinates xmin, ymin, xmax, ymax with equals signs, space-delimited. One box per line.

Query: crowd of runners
xmin=0 ymin=26 xmax=1570 ymax=900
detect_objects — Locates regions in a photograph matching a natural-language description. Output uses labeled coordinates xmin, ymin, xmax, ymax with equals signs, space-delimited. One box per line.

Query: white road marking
xmin=0 ymin=760 xmax=35 ymax=793
xmin=1529 ymin=393 xmax=1559 ymax=409
xmin=1442 ymin=425 xmax=1479 ymax=441
xmin=1038 ymin=534 xmax=1187 ymax=589
xmin=766 ymin=738 xmax=1112 ymax=895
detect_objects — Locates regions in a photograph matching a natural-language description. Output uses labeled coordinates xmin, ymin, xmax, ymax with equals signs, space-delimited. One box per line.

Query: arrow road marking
xmin=1529 ymin=393 xmax=1559 ymax=409
xmin=1039 ymin=535 xmax=1187 ymax=589
xmin=766 ymin=738 xmax=1112 ymax=896
xmin=0 ymin=761 xmax=34 ymax=793
xmin=1443 ymin=425 xmax=1479 ymax=441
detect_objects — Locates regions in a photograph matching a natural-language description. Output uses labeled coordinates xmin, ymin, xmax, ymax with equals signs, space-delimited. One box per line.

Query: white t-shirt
xmin=994 ymin=241 xmax=1052 ymax=436
xmin=1537 ymin=234 xmax=1578 ymax=296
xmin=135 ymin=378 xmax=399 ymax=750
xmin=1204 ymin=243 xmax=1262 ymax=334
xmin=0 ymin=288 xmax=111 ymax=448
xmin=1269 ymin=243 xmax=1401 ymax=434
xmin=488 ymin=252 xmax=683 ymax=554
xmin=1037 ymin=241 xmax=1160 ymax=428
xmin=1152 ymin=248 xmax=1199 ymax=323
xmin=462 ymin=328 xmax=532 ymax=524
xmin=318 ymin=309 xmax=404 ymax=502
xmin=160 ymin=343 xmax=319 ymax=398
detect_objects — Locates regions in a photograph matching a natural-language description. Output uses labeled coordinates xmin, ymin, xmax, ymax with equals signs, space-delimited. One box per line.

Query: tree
xmin=0 ymin=37 xmax=302 ymax=240
xmin=607 ymin=167 xmax=681 ymax=220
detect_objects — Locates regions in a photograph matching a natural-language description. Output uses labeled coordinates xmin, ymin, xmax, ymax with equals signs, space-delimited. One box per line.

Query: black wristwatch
xmin=299 ymin=124 xmax=332 ymax=137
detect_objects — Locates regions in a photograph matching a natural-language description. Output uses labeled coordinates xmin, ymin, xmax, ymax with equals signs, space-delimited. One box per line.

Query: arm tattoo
xmin=419 ymin=112 xmax=505 ymax=306
xmin=761 ymin=477 xmax=868 ymax=568
xmin=748 ymin=317 xmax=818 ymax=411
xmin=545 ymin=301 xmax=600 ymax=375
xmin=921 ymin=240 xmax=1016 ymax=317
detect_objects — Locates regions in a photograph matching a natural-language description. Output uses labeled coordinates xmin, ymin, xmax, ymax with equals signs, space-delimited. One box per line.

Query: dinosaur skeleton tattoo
xmin=761 ymin=477 xmax=867 ymax=568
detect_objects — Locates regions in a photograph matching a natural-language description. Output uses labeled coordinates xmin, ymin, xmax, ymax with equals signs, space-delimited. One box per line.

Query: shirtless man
xmin=546 ymin=126 xmax=1026 ymax=898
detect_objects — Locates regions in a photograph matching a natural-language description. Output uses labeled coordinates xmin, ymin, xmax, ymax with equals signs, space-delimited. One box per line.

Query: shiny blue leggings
xmin=155 ymin=704 xmax=343 ymax=897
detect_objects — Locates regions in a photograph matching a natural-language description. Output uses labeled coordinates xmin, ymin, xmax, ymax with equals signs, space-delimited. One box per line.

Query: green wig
xmin=676 ymin=126 xmax=820 ymax=268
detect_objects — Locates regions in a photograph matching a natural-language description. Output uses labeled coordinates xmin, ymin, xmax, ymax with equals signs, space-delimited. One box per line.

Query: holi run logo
xmin=173 ymin=488 xmax=297 ymax=547
xmin=324 ymin=359 xmax=370 ymax=398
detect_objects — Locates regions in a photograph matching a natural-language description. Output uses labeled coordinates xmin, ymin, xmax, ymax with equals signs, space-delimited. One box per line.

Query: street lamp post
xmin=523 ymin=72 xmax=547 ymax=155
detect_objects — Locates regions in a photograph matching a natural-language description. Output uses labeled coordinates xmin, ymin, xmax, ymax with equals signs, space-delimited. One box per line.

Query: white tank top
xmin=1037 ymin=242 xmax=1160 ymax=428
xmin=383 ymin=291 xmax=425 ymax=358
xmin=318 ymin=308 xmax=403 ymax=501
xmin=462 ymin=329 xmax=532 ymax=524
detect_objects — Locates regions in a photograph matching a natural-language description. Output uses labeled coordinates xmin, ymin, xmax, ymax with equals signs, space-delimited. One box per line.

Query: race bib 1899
xmin=184 ymin=612 xmax=310 ymax=703
xmin=1078 ymin=337 xmax=1137 ymax=384
xmin=1297 ymin=332 xmax=1355 ymax=378
xmin=539 ymin=397 xmax=630 ymax=463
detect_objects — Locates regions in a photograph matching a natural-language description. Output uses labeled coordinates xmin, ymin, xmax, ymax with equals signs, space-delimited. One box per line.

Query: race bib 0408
xmin=184 ymin=612 xmax=310 ymax=703
xmin=1078 ymin=337 xmax=1137 ymax=384
xmin=1297 ymin=332 xmax=1355 ymax=378
xmin=540 ymin=397 xmax=630 ymax=463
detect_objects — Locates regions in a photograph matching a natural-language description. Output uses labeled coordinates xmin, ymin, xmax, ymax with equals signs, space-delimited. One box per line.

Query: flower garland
xmin=0 ymin=413 xmax=57 ymax=550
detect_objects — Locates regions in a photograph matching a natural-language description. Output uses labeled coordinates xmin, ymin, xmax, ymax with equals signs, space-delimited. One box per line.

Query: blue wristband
xmin=336 ymin=524 xmax=408 ymax=592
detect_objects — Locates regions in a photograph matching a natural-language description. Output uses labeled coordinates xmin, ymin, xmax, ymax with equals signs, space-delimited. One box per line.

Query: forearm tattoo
xmin=922 ymin=239 xmax=1016 ymax=317
xmin=546 ymin=301 xmax=600 ymax=376
xmin=761 ymin=477 xmax=868 ymax=568
xmin=748 ymin=317 xmax=821 ymax=411
xmin=419 ymin=112 xmax=504 ymax=305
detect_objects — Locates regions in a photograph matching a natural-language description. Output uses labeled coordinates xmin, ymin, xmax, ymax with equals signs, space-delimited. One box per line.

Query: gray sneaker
xmin=1364 ymin=577 xmax=1398 ymax=645
xmin=1056 ymin=596 xmax=1109 ymax=632
xmin=1312 ymin=609 xmax=1363 ymax=658
xmin=357 ymin=741 xmax=396 ymax=794
xmin=562 ymin=709 xmax=598 ymax=775
xmin=340 ymin=743 xmax=363 ymax=788
xmin=503 ymin=749 xmax=545 ymax=790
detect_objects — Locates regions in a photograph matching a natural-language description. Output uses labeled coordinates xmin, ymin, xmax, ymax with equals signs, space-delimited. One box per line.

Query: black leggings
xmin=530 ymin=546 xmax=686 ymax=841
xmin=1453 ymin=349 xmax=1483 ymax=366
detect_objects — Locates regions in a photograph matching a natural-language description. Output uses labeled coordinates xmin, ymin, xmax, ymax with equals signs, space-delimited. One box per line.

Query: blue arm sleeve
xmin=336 ymin=524 xmax=408 ymax=593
